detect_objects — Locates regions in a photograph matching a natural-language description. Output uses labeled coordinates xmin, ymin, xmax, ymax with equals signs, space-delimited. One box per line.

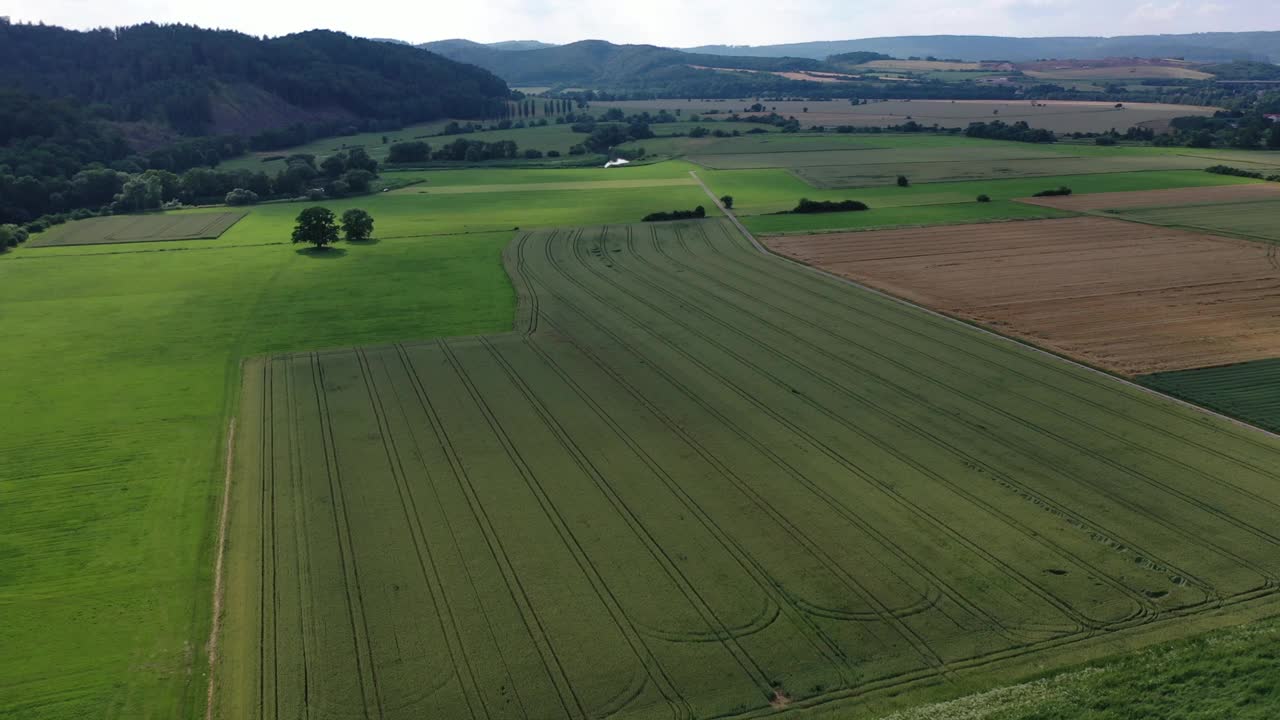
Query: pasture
xmin=1115 ymin=200 xmax=1280 ymax=243
xmin=27 ymin=211 xmax=246 ymax=247
xmin=700 ymin=167 xmax=1256 ymax=222
xmin=0 ymin=173 xmax=719 ymax=719
xmin=766 ymin=217 xmax=1280 ymax=375
xmin=219 ymin=218 xmax=1280 ymax=720
xmin=1141 ymin=359 xmax=1280 ymax=435
xmin=592 ymin=99 xmax=1217 ymax=133
xmin=684 ymin=133 xmax=1280 ymax=190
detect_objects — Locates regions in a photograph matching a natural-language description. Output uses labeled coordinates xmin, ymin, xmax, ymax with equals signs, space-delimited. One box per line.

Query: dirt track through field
xmin=767 ymin=217 xmax=1280 ymax=375
xmin=1017 ymin=183 xmax=1280 ymax=211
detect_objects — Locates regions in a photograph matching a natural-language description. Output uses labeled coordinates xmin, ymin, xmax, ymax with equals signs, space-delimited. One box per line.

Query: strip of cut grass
xmin=744 ymin=200 xmax=1072 ymax=235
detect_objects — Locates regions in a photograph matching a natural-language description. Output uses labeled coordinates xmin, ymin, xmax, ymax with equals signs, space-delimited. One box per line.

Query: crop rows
xmin=28 ymin=211 xmax=247 ymax=247
xmin=221 ymin=219 xmax=1280 ymax=720
xmin=1140 ymin=358 xmax=1280 ymax=434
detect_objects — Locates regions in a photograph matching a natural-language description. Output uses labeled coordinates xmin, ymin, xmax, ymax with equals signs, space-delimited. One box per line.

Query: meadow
xmin=218 ymin=218 xmax=1280 ymax=720
xmin=0 ymin=176 xmax=718 ymax=719
xmin=1114 ymin=199 xmax=1280 ymax=243
xmin=684 ymin=133 xmax=1280 ymax=189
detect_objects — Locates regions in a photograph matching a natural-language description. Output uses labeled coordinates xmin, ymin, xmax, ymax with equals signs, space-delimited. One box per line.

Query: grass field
xmin=0 ymin=175 xmax=719 ymax=719
xmin=682 ymin=134 xmax=1280 ymax=189
xmin=1140 ymin=359 xmax=1280 ymax=435
xmin=700 ymin=167 xmax=1258 ymax=217
xmin=219 ymin=218 xmax=1280 ymax=720
xmin=27 ymin=211 xmax=246 ymax=247
xmin=593 ymin=99 xmax=1217 ymax=133
xmin=1115 ymin=199 xmax=1280 ymax=243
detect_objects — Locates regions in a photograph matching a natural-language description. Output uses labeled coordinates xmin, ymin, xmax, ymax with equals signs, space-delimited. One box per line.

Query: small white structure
xmin=604 ymin=158 xmax=631 ymax=168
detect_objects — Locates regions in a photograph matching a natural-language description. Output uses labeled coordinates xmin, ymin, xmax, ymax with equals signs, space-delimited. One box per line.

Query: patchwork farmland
xmin=766 ymin=217 xmax=1280 ymax=375
xmin=219 ymin=219 xmax=1280 ymax=720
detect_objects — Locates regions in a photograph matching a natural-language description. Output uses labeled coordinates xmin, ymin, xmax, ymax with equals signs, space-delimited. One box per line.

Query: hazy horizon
xmin=6 ymin=1 xmax=1280 ymax=48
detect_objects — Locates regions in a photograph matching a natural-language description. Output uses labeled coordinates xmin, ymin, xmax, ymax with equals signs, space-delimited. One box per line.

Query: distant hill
xmin=418 ymin=38 xmax=823 ymax=89
xmin=487 ymin=40 xmax=559 ymax=51
xmin=685 ymin=33 xmax=1280 ymax=63
xmin=0 ymin=22 xmax=510 ymax=139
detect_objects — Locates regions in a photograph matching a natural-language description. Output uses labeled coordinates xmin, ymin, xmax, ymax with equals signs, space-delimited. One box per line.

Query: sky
xmin=5 ymin=0 xmax=1279 ymax=48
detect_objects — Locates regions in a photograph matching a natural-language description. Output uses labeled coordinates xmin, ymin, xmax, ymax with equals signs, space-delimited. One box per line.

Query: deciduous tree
xmin=291 ymin=207 xmax=339 ymax=249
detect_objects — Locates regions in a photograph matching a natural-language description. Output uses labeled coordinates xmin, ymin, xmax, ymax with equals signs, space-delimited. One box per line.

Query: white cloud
xmin=5 ymin=0 xmax=1279 ymax=46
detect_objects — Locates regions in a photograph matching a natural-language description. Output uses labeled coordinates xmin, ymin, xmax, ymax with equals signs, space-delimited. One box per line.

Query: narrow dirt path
xmin=205 ymin=417 xmax=236 ymax=720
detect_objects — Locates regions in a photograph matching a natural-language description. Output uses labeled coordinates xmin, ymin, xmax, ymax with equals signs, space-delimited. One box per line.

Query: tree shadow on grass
xmin=295 ymin=246 xmax=348 ymax=258
xmin=345 ymin=237 xmax=381 ymax=246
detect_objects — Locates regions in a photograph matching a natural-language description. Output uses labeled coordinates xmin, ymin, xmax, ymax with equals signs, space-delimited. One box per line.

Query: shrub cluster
xmin=642 ymin=206 xmax=707 ymax=222
xmin=791 ymin=199 xmax=870 ymax=214
xmin=1032 ymin=187 xmax=1073 ymax=197
xmin=1205 ymin=165 xmax=1280 ymax=182
xmin=964 ymin=120 xmax=1056 ymax=144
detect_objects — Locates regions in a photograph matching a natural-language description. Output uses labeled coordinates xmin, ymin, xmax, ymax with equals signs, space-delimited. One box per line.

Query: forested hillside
xmin=0 ymin=22 xmax=509 ymax=136
xmin=0 ymin=21 xmax=511 ymax=227
xmin=420 ymin=39 xmax=824 ymax=92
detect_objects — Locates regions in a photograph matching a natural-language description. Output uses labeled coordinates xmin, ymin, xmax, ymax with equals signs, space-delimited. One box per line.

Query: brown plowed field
xmin=1018 ymin=183 xmax=1280 ymax=211
xmin=767 ymin=217 xmax=1280 ymax=375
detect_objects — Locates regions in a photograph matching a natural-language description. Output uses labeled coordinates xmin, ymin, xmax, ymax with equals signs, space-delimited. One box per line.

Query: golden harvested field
xmin=1025 ymin=66 xmax=1214 ymax=81
xmin=1019 ymin=183 xmax=1280 ymax=211
xmin=767 ymin=217 xmax=1280 ymax=375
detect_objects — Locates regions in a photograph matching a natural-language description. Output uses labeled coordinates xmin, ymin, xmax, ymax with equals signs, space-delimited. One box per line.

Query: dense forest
xmin=0 ymin=22 xmax=509 ymax=135
xmin=0 ymin=20 xmax=511 ymax=227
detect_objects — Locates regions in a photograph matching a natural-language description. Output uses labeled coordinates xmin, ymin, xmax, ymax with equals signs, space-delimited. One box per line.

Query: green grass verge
xmin=856 ymin=614 xmax=1280 ymax=720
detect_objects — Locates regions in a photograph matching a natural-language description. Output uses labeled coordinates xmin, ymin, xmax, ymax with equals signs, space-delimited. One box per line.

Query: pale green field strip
xmin=222 ymin=219 xmax=1280 ymax=720
xmin=701 ymin=169 xmax=1257 ymax=217
xmin=391 ymin=178 xmax=697 ymax=195
xmin=28 ymin=211 xmax=247 ymax=248
xmin=1113 ymin=200 xmax=1280 ymax=243
xmin=19 ymin=180 xmax=721 ymax=255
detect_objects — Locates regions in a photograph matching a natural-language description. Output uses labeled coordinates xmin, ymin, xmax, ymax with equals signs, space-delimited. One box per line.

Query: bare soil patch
xmin=1019 ymin=183 xmax=1280 ymax=212
xmin=767 ymin=217 xmax=1280 ymax=375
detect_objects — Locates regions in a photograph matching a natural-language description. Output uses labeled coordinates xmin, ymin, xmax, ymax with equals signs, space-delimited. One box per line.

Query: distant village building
xmin=1265 ymin=114 xmax=1280 ymax=123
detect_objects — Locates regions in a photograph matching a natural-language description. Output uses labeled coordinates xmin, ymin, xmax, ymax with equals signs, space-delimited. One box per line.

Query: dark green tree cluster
xmin=642 ymin=206 xmax=706 ymax=222
xmin=964 ymin=120 xmax=1056 ymax=143
xmin=791 ymin=199 xmax=869 ymax=214
xmin=291 ymin=207 xmax=375 ymax=249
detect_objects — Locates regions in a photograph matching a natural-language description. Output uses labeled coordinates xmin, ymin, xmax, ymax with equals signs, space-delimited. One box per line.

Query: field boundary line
xmin=689 ymin=170 xmax=1280 ymax=444
xmin=205 ymin=415 xmax=236 ymax=720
